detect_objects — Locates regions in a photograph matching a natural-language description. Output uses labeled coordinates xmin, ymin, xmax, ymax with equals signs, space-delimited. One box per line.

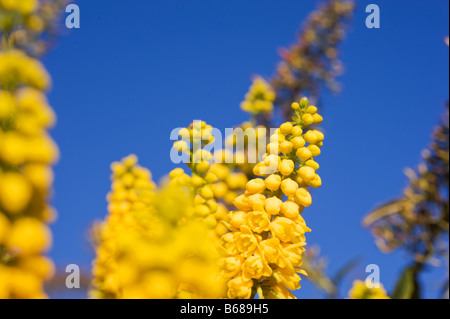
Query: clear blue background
xmin=43 ymin=0 xmax=449 ymax=298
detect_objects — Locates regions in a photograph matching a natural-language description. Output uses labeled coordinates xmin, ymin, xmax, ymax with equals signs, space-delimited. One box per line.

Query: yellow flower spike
xmin=279 ymin=159 xmax=295 ymax=176
xmin=246 ymin=179 xmax=266 ymax=195
xmin=240 ymin=77 xmax=275 ymax=115
xmin=281 ymin=178 xmax=299 ymax=197
xmin=265 ymin=197 xmax=283 ymax=215
xmin=219 ymin=97 xmax=324 ymax=299
xmin=291 ymin=102 xmax=300 ymax=111
xmin=307 ymin=145 xmax=321 ymax=157
xmin=296 ymin=147 xmax=313 ymax=162
xmin=295 ymin=188 xmax=312 ymax=207
xmin=281 ymin=202 xmax=301 ymax=219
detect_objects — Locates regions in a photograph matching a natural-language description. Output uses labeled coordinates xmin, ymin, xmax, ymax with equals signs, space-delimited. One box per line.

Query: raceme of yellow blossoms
xmin=219 ymin=97 xmax=324 ymax=299
xmin=171 ymin=121 xmax=225 ymax=232
xmin=0 ymin=27 xmax=58 ymax=299
xmin=92 ymin=155 xmax=224 ymax=299
xmin=348 ymin=280 xmax=391 ymax=299
xmin=240 ymin=77 xmax=276 ymax=116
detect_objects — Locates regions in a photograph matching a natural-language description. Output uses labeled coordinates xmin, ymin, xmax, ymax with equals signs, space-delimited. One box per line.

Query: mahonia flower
xmin=0 ymin=42 xmax=57 ymax=298
xmin=92 ymin=155 xmax=224 ymax=299
xmin=241 ymin=77 xmax=276 ymax=116
xmin=170 ymin=121 xmax=222 ymax=231
xmin=219 ymin=97 xmax=324 ymax=299
xmin=348 ymin=280 xmax=391 ymax=299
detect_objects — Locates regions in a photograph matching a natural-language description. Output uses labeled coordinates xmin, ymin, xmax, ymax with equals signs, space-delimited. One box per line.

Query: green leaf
xmin=392 ymin=267 xmax=416 ymax=299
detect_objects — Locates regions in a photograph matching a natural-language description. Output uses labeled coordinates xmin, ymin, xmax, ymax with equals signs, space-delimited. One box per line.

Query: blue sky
xmin=43 ymin=0 xmax=449 ymax=298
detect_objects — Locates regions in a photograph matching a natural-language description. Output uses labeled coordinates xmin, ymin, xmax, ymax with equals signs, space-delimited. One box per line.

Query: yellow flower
xmin=281 ymin=201 xmax=301 ymax=219
xmin=240 ymin=77 xmax=276 ymax=115
xmin=227 ymin=276 xmax=253 ymax=299
xmin=0 ymin=172 xmax=32 ymax=214
xmin=7 ymin=218 xmax=52 ymax=255
xmin=247 ymin=211 xmax=271 ymax=234
xmin=219 ymin=97 xmax=324 ymax=299
xmin=349 ymin=280 xmax=391 ymax=299
xmin=242 ymin=254 xmax=272 ymax=281
xmin=265 ymin=197 xmax=283 ymax=215
xmin=280 ymin=178 xmax=299 ymax=197
xmin=265 ymin=174 xmax=282 ymax=191
xmin=279 ymin=159 xmax=295 ymax=176
xmin=246 ymin=178 xmax=266 ymax=194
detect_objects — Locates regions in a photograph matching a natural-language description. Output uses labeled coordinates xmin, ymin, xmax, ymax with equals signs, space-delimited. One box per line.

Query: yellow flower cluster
xmin=170 ymin=121 xmax=222 ymax=230
xmin=241 ymin=77 xmax=276 ymax=115
xmin=92 ymin=155 xmax=223 ymax=299
xmin=0 ymin=48 xmax=57 ymax=298
xmin=348 ymin=280 xmax=390 ymax=299
xmin=219 ymin=97 xmax=323 ymax=299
